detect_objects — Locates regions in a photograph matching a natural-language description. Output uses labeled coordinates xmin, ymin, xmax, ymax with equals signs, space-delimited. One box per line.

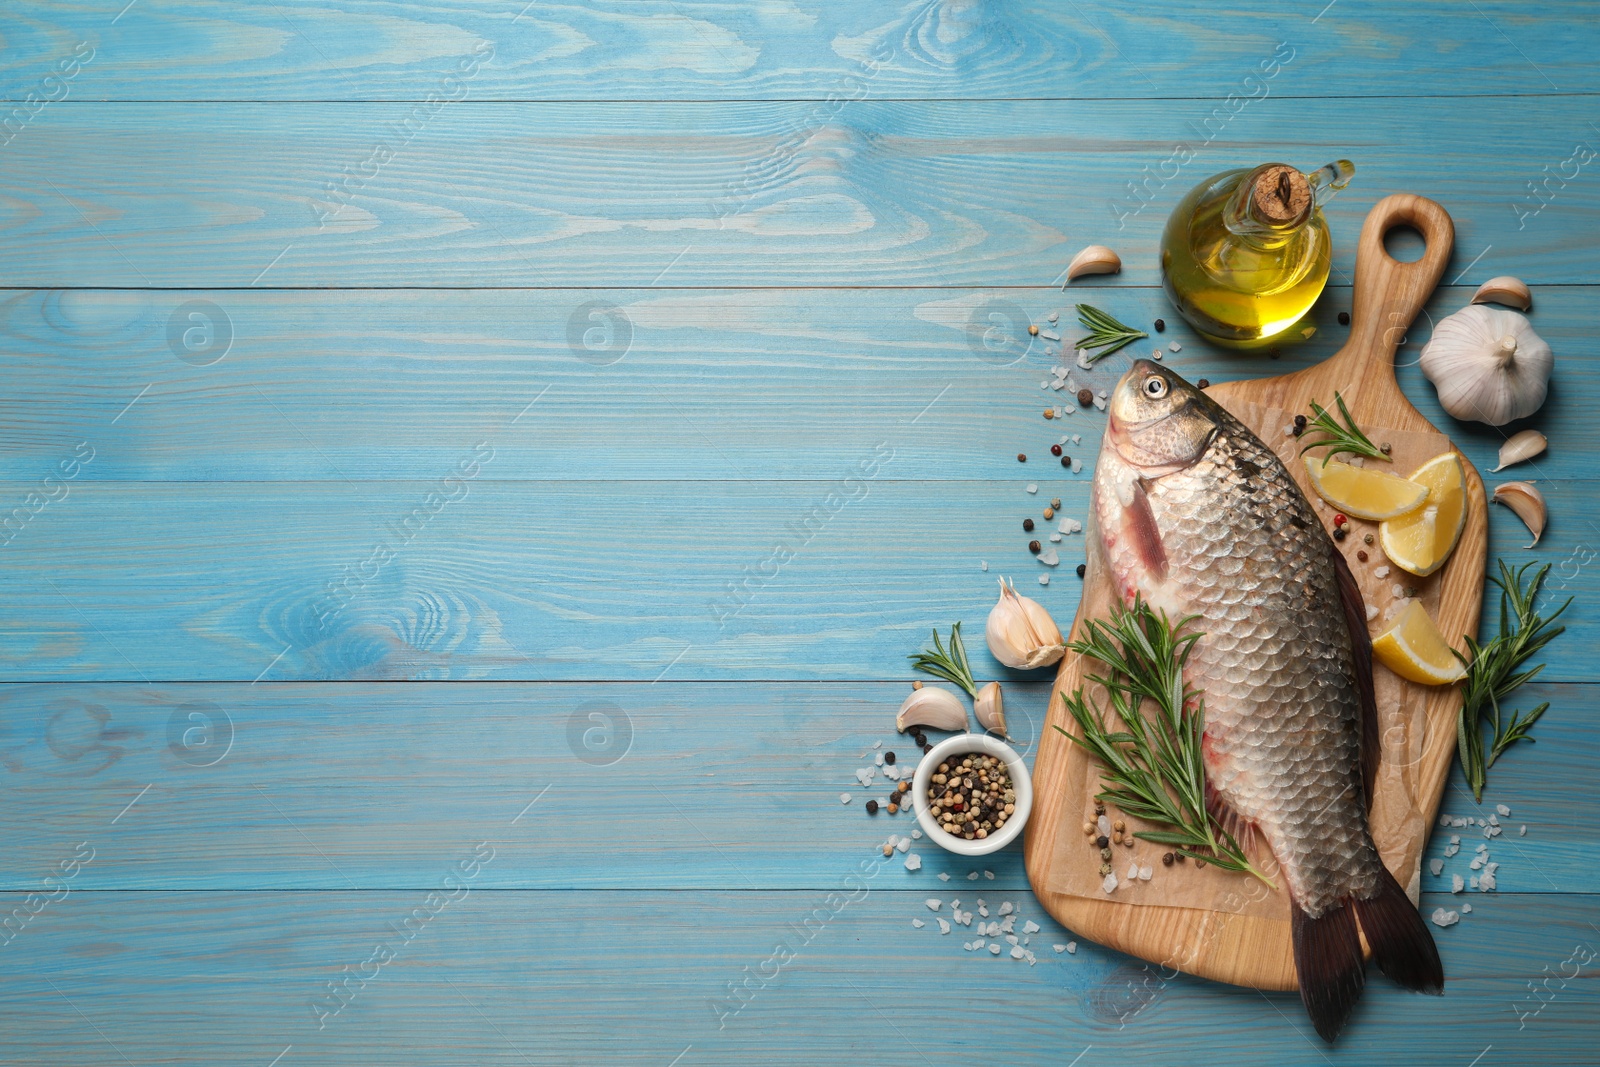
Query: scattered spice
xmin=1051 ymin=444 xmax=1062 ymax=456
xmin=1051 ymin=498 xmax=1062 ymax=509
xmin=1333 ymin=527 xmax=1347 ymax=541
xmin=1043 ymin=408 xmax=1054 ymax=419
xmin=888 ymin=802 xmax=899 ymax=814
xmin=1357 ymin=550 xmax=1368 ymax=562
xmin=1333 ymin=513 xmax=1347 ymax=526
xmin=1096 ymin=834 xmax=1109 ymax=849
xmin=866 ymin=800 xmax=879 ymax=815
xmin=1197 ymin=378 xmax=1210 ymax=389
xmin=1023 ymin=518 xmax=1035 ymax=532
xmin=1060 ymin=456 xmax=1071 ymax=469
xmin=1029 ymin=540 xmax=1042 ymax=554
xmin=885 ymin=751 xmax=896 ymax=765
xmin=1077 ymin=388 xmax=1093 ymax=407
xmin=1338 ymin=311 xmax=1350 ymax=326
xmin=1075 ymin=563 xmax=1086 ymax=578
xmin=1043 ymin=507 xmax=1055 ymax=520
xmin=1017 ymin=453 xmax=1027 ymax=462
xmin=1381 ymin=442 xmax=1392 ymax=455
xmin=1162 ymin=852 xmax=1175 ymax=866
xmin=1029 ymin=324 xmax=1039 ymax=336
xmin=1364 ymin=533 xmax=1374 ymax=545
xmin=1154 ymin=318 xmax=1165 ymax=332
xmin=928 ymin=754 xmax=1017 ymax=841
xmin=911 ymin=680 xmax=922 ymax=690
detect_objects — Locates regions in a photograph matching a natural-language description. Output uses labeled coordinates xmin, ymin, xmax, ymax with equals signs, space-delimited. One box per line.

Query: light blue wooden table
xmin=2 ymin=3 xmax=1597 ymax=1064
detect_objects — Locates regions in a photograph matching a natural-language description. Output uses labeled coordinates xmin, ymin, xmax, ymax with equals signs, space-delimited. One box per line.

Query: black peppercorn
xmin=1162 ymin=852 xmax=1175 ymax=866
xmin=1293 ymin=414 xmax=1307 ymax=428
xmin=1061 ymin=455 xmax=1071 ymax=468
xmin=1029 ymin=540 xmax=1041 ymax=554
xmin=1075 ymin=563 xmax=1086 ymax=578
xmin=1023 ymin=518 xmax=1035 ymax=532
xmin=1338 ymin=311 xmax=1350 ymax=326
xmin=1333 ymin=526 xmax=1347 ymax=541
xmin=866 ymin=800 xmax=878 ymax=814
xmin=1154 ymin=318 xmax=1165 ymax=332
xmin=884 ymin=751 xmax=896 ymax=765
xmin=1197 ymin=378 xmax=1210 ymax=389
xmin=1096 ymin=835 xmax=1109 ymax=849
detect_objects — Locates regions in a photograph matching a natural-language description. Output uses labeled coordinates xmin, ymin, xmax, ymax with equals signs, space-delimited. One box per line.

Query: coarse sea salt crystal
xmin=1023 ymin=920 xmax=1040 ymax=934
xmin=1444 ymin=844 xmax=1459 ymax=857
xmin=1092 ymin=398 xmax=1106 ymax=411
xmin=1366 ymin=604 xmax=1378 ymax=621
xmin=1102 ymin=872 xmax=1118 ymax=893
xmin=1067 ymin=941 xmax=1078 ymax=953
xmin=1169 ymin=341 xmax=1181 ymax=353
xmin=1050 ymin=533 xmax=1062 ymax=542
xmin=1039 ymin=548 xmax=1059 ymax=566
xmin=985 ymin=870 xmax=995 ymax=880
xmin=1072 ymin=458 xmax=1083 ymax=473
xmin=978 ymin=904 xmax=989 ymax=917
xmin=896 ymin=837 xmax=910 ymax=853
xmin=1005 ymin=934 xmax=1019 ymax=946
xmin=840 ymin=793 xmax=851 ymax=804
xmin=1011 ymin=945 xmax=1026 ymax=959
xmin=1480 ymin=872 xmax=1496 ymax=891
xmin=968 ymin=871 xmax=979 ymax=880
xmin=1098 ymin=815 xmax=1111 ymax=836
xmin=1026 ymin=483 xmax=1038 ymax=494
xmin=1071 ymin=434 xmax=1081 ymax=445
xmin=1098 ymin=389 xmax=1108 ymax=399
xmin=1452 ymin=874 xmax=1464 ymax=893
xmin=1126 ymin=862 xmax=1139 ymax=881
xmin=1452 ymin=835 xmax=1461 ymax=845
xmin=1431 ymin=908 xmax=1459 ymax=928
xmin=990 ymin=944 xmax=1002 ymax=955
xmin=1041 ymin=380 xmax=1050 ymax=389
xmin=963 ymin=941 xmax=974 ymax=951
xmin=1039 ymin=575 xmax=1050 ymax=586
xmin=1496 ymin=804 xmax=1511 ymax=816
xmin=1439 ymin=814 xmax=1451 ymax=828
xmin=1519 ymin=825 xmax=1527 ymax=836
xmin=1462 ymin=903 xmax=1472 ymax=913
xmin=874 ymin=753 xmax=884 ymax=766
xmin=1392 ymin=584 xmax=1406 ymax=598
xmin=1375 ymin=566 xmax=1391 ymax=578
xmin=980 ymin=560 xmax=988 ymax=572
xmin=938 ymin=872 xmax=950 ymax=881
xmin=912 ymin=919 xmax=925 ymax=928
xmin=926 ymin=899 xmax=942 ymax=911
xmin=998 ymin=901 xmax=1013 ymax=916
xmin=1470 ymin=875 xmax=1479 ymax=889
xmin=1049 ymin=312 xmax=1059 ymax=323
xmin=904 ymin=853 xmax=922 ymax=871
xmin=911 ymin=829 xmax=922 ymax=839
xmin=856 ymin=768 xmax=875 ymax=786
xmin=1051 ymin=379 xmax=1065 ymax=391
xmin=1138 ymin=865 xmax=1153 ymax=881
xmin=1429 ymin=859 xmax=1444 ymax=876
xmin=937 ymin=918 xmax=950 ymax=934
xmin=1041 ymin=330 xmax=1061 ymax=342
xmin=1054 ymin=944 xmax=1067 ymax=953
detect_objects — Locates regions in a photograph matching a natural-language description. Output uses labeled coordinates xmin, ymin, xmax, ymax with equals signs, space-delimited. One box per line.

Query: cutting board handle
xmin=1336 ymin=194 xmax=1455 ymax=395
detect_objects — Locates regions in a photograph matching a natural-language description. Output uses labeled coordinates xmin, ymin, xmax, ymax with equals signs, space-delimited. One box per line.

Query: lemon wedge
xmin=1371 ymin=601 xmax=1467 ymax=685
xmin=1302 ymin=454 xmax=1428 ymax=521
xmin=1380 ymin=452 xmax=1467 ymax=577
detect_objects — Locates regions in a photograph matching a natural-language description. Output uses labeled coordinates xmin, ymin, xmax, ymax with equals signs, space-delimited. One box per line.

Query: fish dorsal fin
xmin=1330 ymin=544 xmax=1379 ymax=807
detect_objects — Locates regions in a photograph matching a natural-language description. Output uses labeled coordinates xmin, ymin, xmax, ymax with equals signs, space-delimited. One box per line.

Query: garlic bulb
xmin=986 ymin=579 xmax=1066 ymax=669
xmin=896 ymin=686 xmax=968 ymax=733
xmin=1420 ymin=305 xmax=1552 ymax=426
xmin=974 ymin=681 xmax=1007 ymax=737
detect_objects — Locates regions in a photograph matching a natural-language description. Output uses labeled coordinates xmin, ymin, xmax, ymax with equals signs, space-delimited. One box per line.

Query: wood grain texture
xmin=1028 ymin=197 xmax=1490 ymax=990
xmin=1 ymin=99 xmax=1598 ymax=287
xmin=0 ymin=285 xmax=1592 ymax=485
xmin=1 ymin=890 xmax=1594 ymax=1067
xmin=3 ymin=1 xmax=1598 ymax=101
xmin=0 ymin=478 xmax=1586 ymax=683
xmin=0 ymin=680 xmax=1585 ymax=892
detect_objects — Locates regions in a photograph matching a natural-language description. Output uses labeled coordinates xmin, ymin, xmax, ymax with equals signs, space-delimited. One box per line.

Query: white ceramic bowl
xmin=912 ymin=733 xmax=1033 ymax=856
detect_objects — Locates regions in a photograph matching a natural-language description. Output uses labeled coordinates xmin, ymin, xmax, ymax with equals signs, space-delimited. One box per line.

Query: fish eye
xmin=1142 ymin=376 xmax=1168 ymax=399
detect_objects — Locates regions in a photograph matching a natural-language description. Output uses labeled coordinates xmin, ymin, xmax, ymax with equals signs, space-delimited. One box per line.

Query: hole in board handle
xmin=1381 ymin=223 xmax=1426 ymax=264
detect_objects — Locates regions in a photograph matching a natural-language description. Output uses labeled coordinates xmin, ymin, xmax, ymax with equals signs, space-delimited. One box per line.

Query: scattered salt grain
xmin=1470 ymin=875 xmax=1479 ymax=889
xmin=1058 ymin=517 xmax=1083 ymax=534
xmin=1071 ymin=434 xmax=1081 ymax=445
xmin=968 ymin=871 xmax=979 ymax=880
xmin=874 ymin=753 xmax=884 ymax=766
xmin=1092 ymin=397 xmax=1106 ymax=411
xmin=1284 ymin=425 xmax=1295 ymax=438
xmin=1054 ymin=944 xmax=1067 ymax=953
xmin=1429 ymin=859 xmax=1443 ymax=876
xmin=1041 ymin=380 xmax=1050 ymax=389
xmin=1375 ymin=566 xmax=1391 ymax=578
xmin=980 ymin=561 xmax=988 ymax=572
xmin=896 ymin=837 xmax=910 ymax=853
xmin=904 ymin=853 xmax=922 ymax=871
xmin=1475 ymin=843 xmax=1486 ymax=852
xmin=1519 ymin=825 xmax=1526 ymax=836
xmin=1067 ymin=941 xmax=1077 ymax=954
xmin=926 ymin=899 xmax=942 ymax=911
xmin=840 ymin=793 xmax=851 ymax=804
xmin=1462 ymin=903 xmax=1472 ymax=913
xmin=912 ymin=919 xmax=925 ymax=928
xmin=1470 ymin=856 xmax=1484 ymax=870
xmin=1452 ymin=836 xmax=1461 ymax=845
xmin=1072 ymin=458 xmax=1083 ymax=473
xmin=999 ymin=915 xmax=1016 ymax=934
xmin=978 ymin=904 xmax=989 ymax=917
xmin=912 ymin=829 xmax=922 ymax=840
xmin=1005 ymin=934 xmax=1019 ymax=946
xmin=1102 ymin=873 xmax=1118 ymax=893
xmin=988 ymin=944 xmax=1001 ymax=955
xmin=1098 ymin=389 xmax=1108 ymax=399
xmin=1051 ymin=379 xmax=1065 ymax=391
xmin=1444 ymin=843 xmax=1459 ymax=857
xmin=855 ymin=768 xmax=876 ymax=786
xmin=1392 ymin=584 xmax=1406 ymax=598
xmin=1169 ymin=342 xmax=1181 ymax=353
xmin=1439 ymin=814 xmax=1451 ymax=828
xmin=1127 ymin=862 xmax=1140 ymax=881
xmin=1050 ymin=533 xmax=1062 ymax=543
xmin=998 ymin=901 xmax=1013 ymax=916
xmin=1452 ymin=874 xmax=1464 ymax=893
xmin=1480 ymin=871 xmax=1497 ymax=891
xmin=1039 ymin=548 xmax=1060 ymax=566
xmin=873 ymin=741 xmax=881 ymax=749
xmin=1041 ymin=330 xmax=1061 ymax=342
xmin=1138 ymin=865 xmax=1153 ymax=881
xmin=937 ymin=918 xmax=950 ymax=934
xmin=1011 ymin=945 xmax=1026 ymax=959
xmin=1026 ymin=483 xmax=1038 ymax=494
xmin=938 ymin=872 xmax=950 ymax=882
xmin=1039 ymin=575 xmax=1050 ymax=586
xmin=1496 ymin=804 xmax=1511 ymax=816
xmin=1049 ymin=313 xmax=1058 ymax=323
xmin=1366 ymin=604 xmax=1378 ymax=621
xmin=1430 ymin=908 xmax=1460 ymax=928
xmin=1487 ymin=825 xmax=1501 ymax=838
xmin=1023 ymin=920 xmax=1040 ymax=934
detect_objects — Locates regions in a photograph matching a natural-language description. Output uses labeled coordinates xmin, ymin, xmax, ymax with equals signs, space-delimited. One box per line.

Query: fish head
xmin=1106 ymin=360 xmax=1219 ymax=476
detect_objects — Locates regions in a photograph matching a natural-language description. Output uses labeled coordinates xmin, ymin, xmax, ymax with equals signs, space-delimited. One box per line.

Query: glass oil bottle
xmin=1160 ymin=160 xmax=1354 ymax=348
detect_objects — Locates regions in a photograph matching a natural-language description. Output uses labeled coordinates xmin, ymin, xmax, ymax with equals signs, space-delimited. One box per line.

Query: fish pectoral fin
xmin=1290 ymin=896 xmax=1367 ymax=1043
xmin=1330 ymin=544 xmax=1380 ymax=807
xmin=1125 ymin=477 xmax=1169 ymax=581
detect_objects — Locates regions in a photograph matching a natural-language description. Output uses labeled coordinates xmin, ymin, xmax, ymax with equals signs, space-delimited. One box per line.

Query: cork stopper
xmin=1250 ymin=164 xmax=1311 ymax=226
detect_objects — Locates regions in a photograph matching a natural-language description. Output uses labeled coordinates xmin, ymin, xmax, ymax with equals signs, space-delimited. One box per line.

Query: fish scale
xmin=1096 ymin=401 xmax=1381 ymax=916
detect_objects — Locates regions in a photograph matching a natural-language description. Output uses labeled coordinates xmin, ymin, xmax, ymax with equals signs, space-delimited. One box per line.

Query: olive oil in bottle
xmin=1160 ymin=160 xmax=1354 ymax=348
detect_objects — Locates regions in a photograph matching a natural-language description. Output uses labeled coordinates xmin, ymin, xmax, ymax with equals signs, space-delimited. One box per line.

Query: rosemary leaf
xmin=1054 ymin=598 xmax=1274 ymax=886
xmin=1073 ymin=304 xmax=1149 ymax=364
xmin=1455 ymin=561 xmax=1568 ymax=800
xmin=1299 ymin=392 xmax=1390 ymax=465
xmin=909 ymin=622 xmax=979 ymax=699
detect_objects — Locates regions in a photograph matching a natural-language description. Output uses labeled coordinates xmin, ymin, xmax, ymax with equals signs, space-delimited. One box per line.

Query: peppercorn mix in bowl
xmin=912 ymin=734 xmax=1033 ymax=856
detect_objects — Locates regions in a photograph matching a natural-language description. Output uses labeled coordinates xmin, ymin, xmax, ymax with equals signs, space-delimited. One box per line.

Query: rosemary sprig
xmin=1054 ymin=598 xmax=1274 ymax=886
xmin=1455 ymin=561 xmax=1568 ymax=801
xmin=1073 ymin=304 xmax=1149 ymax=363
xmin=1298 ymin=392 xmax=1390 ymax=465
xmin=909 ymin=622 xmax=978 ymax=699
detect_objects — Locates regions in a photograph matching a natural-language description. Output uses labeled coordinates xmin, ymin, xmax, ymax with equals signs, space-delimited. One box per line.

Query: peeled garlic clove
xmin=1420 ymin=305 xmax=1552 ymax=426
xmin=986 ymin=579 xmax=1067 ymax=669
xmin=1493 ymin=480 xmax=1546 ymax=547
xmin=1491 ymin=428 xmax=1547 ymax=472
xmin=1471 ymin=276 xmax=1533 ymax=312
xmin=896 ymin=686 xmax=968 ymax=733
xmin=974 ymin=681 xmax=1007 ymax=737
xmin=1065 ymin=244 xmax=1121 ymax=282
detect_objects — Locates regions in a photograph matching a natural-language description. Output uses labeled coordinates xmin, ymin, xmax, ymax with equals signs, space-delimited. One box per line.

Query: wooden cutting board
xmin=1023 ymin=194 xmax=1489 ymax=991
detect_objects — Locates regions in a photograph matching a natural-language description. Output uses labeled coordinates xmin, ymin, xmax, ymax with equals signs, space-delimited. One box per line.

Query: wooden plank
xmin=0 ymin=479 xmax=1589 ymax=682
xmin=0 ymin=284 xmax=1590 ymax=486
xmin=3 ymin=2 xmax=1597 ymax=101
xmin=0 ymin=99 xmax=1597 ymax=287
xmin=0 ymin=680 xmax=1583 ymax=892
xmin=0 ymin=889 xmax=1594 ymax=1065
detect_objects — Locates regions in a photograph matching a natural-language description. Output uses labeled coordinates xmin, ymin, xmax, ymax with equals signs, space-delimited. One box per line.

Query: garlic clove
xmin=1065 ymin=244 xmax=1121 ymax=282
xmin=1493 ymin=481 xmax=1546 ymax=548
xmin=1420 ymin=304 xmax=1553 ymax=426
xmin=896 ymin=686 xmax=968 ymax=733
xmin=1471 ymin=276 xmax=1533 ymax=312
xmin=986 ymin=579 xmax=1067 ymax=669
xmin=974 ymin=681 xmax=1007 ymax=737
xmin=1491 ymin=429 xmax=1547 ymax=472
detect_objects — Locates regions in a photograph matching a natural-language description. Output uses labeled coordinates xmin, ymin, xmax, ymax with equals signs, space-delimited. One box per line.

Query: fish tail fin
xmin=1352 ymin=863 xmax=1445 ymax=995
xmin=1290 ymin=896 xmax=1366 ymax=1043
